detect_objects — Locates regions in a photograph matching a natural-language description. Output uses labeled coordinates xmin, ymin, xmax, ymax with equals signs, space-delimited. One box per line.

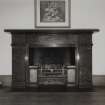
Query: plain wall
xmin=0 ymin=0 xmax=105 ymax=75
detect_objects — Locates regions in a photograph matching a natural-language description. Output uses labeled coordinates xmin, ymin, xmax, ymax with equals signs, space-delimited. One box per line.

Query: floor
xmin=0 ymin=87 xmax=105 ymax=105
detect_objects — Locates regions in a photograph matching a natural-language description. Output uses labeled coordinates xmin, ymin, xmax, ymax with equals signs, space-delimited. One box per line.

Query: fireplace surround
xmin=5 ymin=29 xmax=99 ymax=90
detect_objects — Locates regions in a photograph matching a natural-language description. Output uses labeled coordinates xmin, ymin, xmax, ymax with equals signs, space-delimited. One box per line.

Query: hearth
xmin=5 ymin=29 xmax=99 ymax=90
xmin=29 ymin=47 xmax=76 ymax=86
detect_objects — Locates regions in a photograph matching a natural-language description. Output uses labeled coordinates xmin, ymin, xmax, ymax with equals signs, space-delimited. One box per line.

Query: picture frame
xmin=35 ymin=0 xmax=70 ymax=28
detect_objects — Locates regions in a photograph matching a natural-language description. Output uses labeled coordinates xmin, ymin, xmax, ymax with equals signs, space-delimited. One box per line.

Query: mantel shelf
xmin=4 ymin=28 xmax=99 ymax=34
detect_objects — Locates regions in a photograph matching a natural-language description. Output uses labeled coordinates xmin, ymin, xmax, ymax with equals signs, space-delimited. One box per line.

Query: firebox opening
xmin=29 ymin=47 xmax=76 ymax=66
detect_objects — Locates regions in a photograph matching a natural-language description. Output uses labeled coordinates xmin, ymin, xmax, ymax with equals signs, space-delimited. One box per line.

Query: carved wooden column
xmin=78 ymin=34 xmax=93 ymax=88
xmin=12 ymin=34 xmax=26 ymax=89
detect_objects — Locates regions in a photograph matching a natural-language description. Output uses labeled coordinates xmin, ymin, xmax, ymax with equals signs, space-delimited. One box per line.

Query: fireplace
xmin=29 ymin=47 xmax=76 ymax=86
xmin=29 ymin=47 xmax=75 ymax=65
xmin=4 ymin=29 xmax=99 ymax=90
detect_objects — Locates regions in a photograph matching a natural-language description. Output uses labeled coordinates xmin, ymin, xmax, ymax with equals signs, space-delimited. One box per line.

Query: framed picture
xmin=35 ymin=0 xmax=70 ymax=28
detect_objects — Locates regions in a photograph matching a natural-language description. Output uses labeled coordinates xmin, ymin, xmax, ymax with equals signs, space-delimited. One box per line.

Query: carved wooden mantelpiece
xmin=5 ymin=29 xmax=99 ymax=90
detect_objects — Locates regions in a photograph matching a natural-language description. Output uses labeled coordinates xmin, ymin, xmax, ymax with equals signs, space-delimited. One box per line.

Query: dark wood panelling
xmin=12 ymin=47 xmax=26 ymax=89
xmin=26 ymin=34 xmax=78 ymax=47
xmin=12 ymin=34 xmax=26 ymax=45
xmin=78 ymin=45 xmax=92 ymax=88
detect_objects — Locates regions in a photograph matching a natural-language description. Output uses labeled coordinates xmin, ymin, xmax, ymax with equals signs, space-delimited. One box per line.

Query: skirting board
xmin=0 ymin=75 xmax=11 ymax=87
xmin=0 ymin=75 xmax=105 ymax=87
xmin=92 ymin=75 xmax=105 ymax=86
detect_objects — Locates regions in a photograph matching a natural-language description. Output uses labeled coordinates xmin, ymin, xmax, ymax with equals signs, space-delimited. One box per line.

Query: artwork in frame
xmin=35 ymin=0 xmax=70 ymax=28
